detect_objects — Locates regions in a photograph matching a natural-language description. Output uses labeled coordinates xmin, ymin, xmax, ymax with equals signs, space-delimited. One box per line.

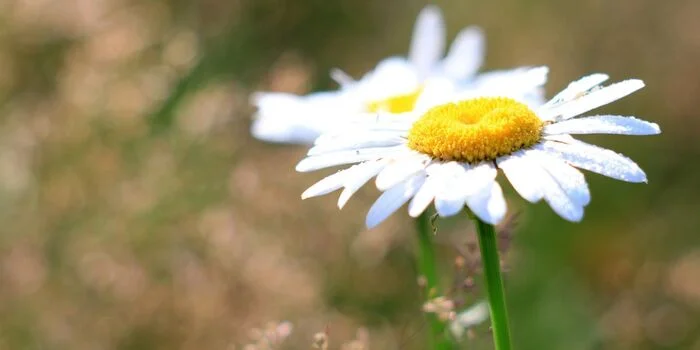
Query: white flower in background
xmin=449 ymin=301 xmax=490 ymax=339
xmin=251 ymin=5 xmax=545 ymax=144
xmin=296 ymin=73 xmax=660 ymax=227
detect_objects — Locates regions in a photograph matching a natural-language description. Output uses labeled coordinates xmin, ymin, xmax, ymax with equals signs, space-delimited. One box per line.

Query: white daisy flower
xmin=251 ymin=5 xmax=545 ymax=144
xmin=296 ymin=73 xmax=661 ymax=227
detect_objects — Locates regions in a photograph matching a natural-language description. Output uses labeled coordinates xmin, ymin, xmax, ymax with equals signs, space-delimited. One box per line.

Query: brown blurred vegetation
xmin=0 ymin=0 xmax=699 ymax=349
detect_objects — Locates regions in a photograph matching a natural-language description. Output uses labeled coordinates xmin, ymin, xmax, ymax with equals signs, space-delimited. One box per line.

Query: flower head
xmin=251 ymin=6 xmax=544 ymax=144
xmin=297 ymin=73 xmax=660 ymax=227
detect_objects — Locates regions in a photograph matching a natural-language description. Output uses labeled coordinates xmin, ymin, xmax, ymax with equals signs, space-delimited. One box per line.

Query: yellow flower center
xmin=407 ymin=97 xmax=544 ymax=163
xmin=366 ymin=88 xmax=422 ymax=113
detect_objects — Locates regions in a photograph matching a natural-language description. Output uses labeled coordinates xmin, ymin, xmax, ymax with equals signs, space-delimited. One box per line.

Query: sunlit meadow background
xmin=0 ymin=0 xmax=698 ymax=349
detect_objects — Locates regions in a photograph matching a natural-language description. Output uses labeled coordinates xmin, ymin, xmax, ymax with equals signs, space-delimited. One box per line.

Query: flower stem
xmin=415 ymin=212 xmax=453 ymax=350
xmin=473 ymin=217 xmax=512 ymax=350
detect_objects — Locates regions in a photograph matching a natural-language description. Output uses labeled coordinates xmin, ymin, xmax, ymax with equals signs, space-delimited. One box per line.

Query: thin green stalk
xmin=473 ymin=218 xmax=512 ymax=350
xmin=415 ymin=212 xmax=453 ymax=350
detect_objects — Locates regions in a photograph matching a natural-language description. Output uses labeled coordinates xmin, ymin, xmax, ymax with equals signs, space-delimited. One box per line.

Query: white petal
xmin=295 ymin=146 xmax=407 ymax=172
xmin=419 ymin=162 xmax=498 ymax=219
xmin=496 ymin=152 xmax=544 ymax=203
xmin=366 ymin=175 xmax=425 ymax=229
xmin=542 ymin=134 xmax=578 ymax=143
xmin=313 ymin=126 xmax=408 ymax=146
xmin=250 ymin=92 xmax=323 ymax=144
xmin=459 ymin=66 xmax=549 ymax=107
xmin=308 ymin=132 xmax=406 ymax=155
xmin=375 ymin=155 xmax=429 ymax=190
xmin=544 ymin=115 xmax=661 ymax=136
xmin=409 ymin=5 xmax=445 ymax=79
xmin=476 ymin=66 xmax=549 ymax=92
xmin=316 ymin=116 xmax=414 ymax=136
xmin=330 ymin=68 xmax=355 ymax=87
xmin=413 ymin=77 xmax=458 ymax=112
xmin=499 ymin=152 xmax=584 ymax=222
xmin=408 ymin=175 xmax=439 ymax=217
xmin=465 ymin=182 xmax=507 ymax=225
xmin=525 ymin=151 xmax=591 ymax=206
xmin=251 ymin=114 xmax=321 ymax=144
xmin=352 ymin=111 xmax=421 ymax=125
xmin=441 ymin=26 xmax=484 ymax=80
xmin=462 ymin=162 xmax=498 ymax=195
xmin=250 ymin=92 xmax=297 ymax=110
xmin=337 ymin=160 xmax=388 ymax=209
xmin=432 ymin=163 xmax=472 ymax=217
xmin=541 ymin=79 xmax=645 ymax=121
xmin=538 ymin=170 xmax=585 ymax=222
xmin=435 ymin=196 xmax=467 ymax=217
xmin=538 ymin=140 xmax=647 ymax=183
xmin=251 ymin=91 xmax=358 ymax=144
xmin=355 ymin=58 xmax=421 ymax=100
xmin=301 ymin=169 xmax=351 ymax=199
xmin=543 ymin=73 xmax=609 ymax=108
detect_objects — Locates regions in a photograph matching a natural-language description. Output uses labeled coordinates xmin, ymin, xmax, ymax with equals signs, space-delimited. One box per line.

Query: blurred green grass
xmin=1 ymin=0 xmax=699 ymax=349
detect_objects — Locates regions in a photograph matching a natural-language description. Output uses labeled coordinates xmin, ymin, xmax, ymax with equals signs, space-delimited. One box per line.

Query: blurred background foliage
xmin=0 ymin=0 xmax=699 ymax=349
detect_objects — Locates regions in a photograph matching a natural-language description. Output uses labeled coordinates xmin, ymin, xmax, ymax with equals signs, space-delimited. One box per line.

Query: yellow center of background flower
xmin=407 ymin=97 xmax=544 ymax=163
xmin=366 ymin=89 xmax=422 ymax=113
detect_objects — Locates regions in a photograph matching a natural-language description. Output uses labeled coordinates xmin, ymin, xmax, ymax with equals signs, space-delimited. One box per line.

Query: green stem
xmin=415 ymin=212 xmax=453 ymax=350
xmin=473 ymin=218 xmax=512 ymax=350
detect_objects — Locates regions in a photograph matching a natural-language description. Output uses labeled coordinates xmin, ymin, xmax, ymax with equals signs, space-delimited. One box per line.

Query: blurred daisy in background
xmin=251 ymin=5 xmax=545 ymax=144
xmin=297 ymin=73 xmax=661 ymax=227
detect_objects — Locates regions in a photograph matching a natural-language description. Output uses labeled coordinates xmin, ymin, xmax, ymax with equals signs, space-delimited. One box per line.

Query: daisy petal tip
xmin=533 ymin=66 xmax=550 ymax=75
xmin=492 ymin=209 xmax=508 ymax=225
xmin=569 ymin=214 xmax=584 ymax=223
xmin=407 ymin=209 xmax=423 ymax=218
xmin=618 ymin=165 xmax=648 ymax=184
xmin=300 ymin=188 xmax=318 ymax=200
xmin=587 ymin=73 xmax=609 ymax=81
xmin=295 ymin=160 xmax=312 ymax=173
xmin=375 ymin=178 xmax=391 ymax=191
xmin=639 ymin=173 xmax=649 ymax=184
xmin=420 ymin=4 xmax=442 ymax=16
xmin=624 ymin=79 xmax=646 ymax=92
xmin=471 ymin=203 xmax=507 ymax=225
xmin=476 ymin=213 xmax=504 ymax=226
xmin=337 ymin=194 xmax=351 ymax=210
xmin=463 ymin=25 xmax=484 ymax=37
xmin=631 ymin=171 xmax=648 ymax=184
xmin=365 ymin=206 xmax=386 ymax=229
xmin=555 ymin=206 xmax=584 ymax=223
xmin=365 ymin=217 xmax=380 ymax=230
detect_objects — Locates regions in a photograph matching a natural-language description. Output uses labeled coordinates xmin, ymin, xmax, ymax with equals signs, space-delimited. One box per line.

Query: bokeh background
xmin=0 ymin=0 xmax=699 ymax=349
